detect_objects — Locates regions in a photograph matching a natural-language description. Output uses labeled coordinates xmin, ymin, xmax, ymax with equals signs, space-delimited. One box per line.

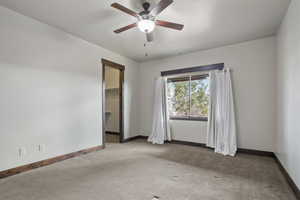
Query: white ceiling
xmin=0 ymin=0 xmax=290 ymax=62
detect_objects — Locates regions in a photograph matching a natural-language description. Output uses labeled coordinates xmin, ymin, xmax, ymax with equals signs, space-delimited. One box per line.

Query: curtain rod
xmin=161 ymin=63 xmax=224 ymax=77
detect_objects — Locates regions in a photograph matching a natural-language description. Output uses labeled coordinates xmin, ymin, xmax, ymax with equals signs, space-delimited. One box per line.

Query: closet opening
xmin=102 ymin=59 xmax=124 ymax=146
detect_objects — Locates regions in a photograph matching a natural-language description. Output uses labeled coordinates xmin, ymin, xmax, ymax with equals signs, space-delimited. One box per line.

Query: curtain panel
xmin=148 ymin=77 xmax=171 ymax=144
xmin=207 ymin=69 xmax=237 ymax=156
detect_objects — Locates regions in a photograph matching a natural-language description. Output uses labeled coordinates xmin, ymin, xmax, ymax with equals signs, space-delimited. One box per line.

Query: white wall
xmin=170 ymin=121 xmax=207 ymax=144
xmin=276 ymin=0 xmax=300 ymax=188
xmin=139 ymin=37 xmax=277 ymax=152
xmin=0 ymin=6 xmax=139 ymax=171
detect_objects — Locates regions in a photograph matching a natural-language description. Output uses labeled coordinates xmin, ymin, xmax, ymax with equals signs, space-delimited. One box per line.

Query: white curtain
xmin=207 ymin=69 xmax=237 ymax=156
xmin=148 ymin=77 xmax=171 ymax=144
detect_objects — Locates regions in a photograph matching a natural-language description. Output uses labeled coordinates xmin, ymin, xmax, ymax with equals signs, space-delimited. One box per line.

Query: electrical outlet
xmin=18 ymin=148 xmax=26 ymax=157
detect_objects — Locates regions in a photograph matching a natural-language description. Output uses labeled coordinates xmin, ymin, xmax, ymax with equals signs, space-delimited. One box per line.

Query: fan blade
xmin=111 ymin=3 xmax=138 ymax=17
xmin=156 ymin=20 xmax=184 ymax=30
xmin=146 ymin=32 xmax=154 ymax=42
xmin=114 ymin=23 xmax=137 ymax=33
xmin=150 ymin=0 xmax=173 ymax=16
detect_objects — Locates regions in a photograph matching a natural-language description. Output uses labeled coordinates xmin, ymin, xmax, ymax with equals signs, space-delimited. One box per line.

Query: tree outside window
xmin=167 ymin=74 xmax=209 ymax=121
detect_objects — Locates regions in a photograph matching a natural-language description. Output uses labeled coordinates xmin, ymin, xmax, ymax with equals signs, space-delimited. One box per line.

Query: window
xmin=167 ymin=74 xmax=209 ymax=121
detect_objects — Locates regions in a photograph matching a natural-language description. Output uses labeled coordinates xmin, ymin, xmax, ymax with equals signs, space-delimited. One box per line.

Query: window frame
xmin=167 ymin=74 xmax=209 ymax=122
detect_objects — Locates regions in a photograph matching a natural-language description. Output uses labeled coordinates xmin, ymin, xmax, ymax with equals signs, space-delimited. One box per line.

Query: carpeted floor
xmin=0 ymin=140 xmax=296 ymax=200
xmin=105 ymin=133 xmax=120 ymax=143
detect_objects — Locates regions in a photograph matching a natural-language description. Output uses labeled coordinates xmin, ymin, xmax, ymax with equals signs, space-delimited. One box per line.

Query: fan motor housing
xmin=138 ymin=14 xmax=155 ymax=21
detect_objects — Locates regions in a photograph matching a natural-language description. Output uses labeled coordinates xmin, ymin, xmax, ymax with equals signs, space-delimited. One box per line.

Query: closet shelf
xmin=105 ymin=88 xmax=119 ymax=91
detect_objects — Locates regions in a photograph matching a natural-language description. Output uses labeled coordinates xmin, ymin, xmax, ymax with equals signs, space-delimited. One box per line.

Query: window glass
xmin=167 ymin=74 xmax=209 ymax=121
xmin=167 ymin=77 xmax=189 ymax=118
xmin=190 ymin=75 xmax=209 ymax=118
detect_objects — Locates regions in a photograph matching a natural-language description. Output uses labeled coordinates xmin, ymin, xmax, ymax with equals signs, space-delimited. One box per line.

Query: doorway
xmin=102 ymin=59 xmax=124 ymax=146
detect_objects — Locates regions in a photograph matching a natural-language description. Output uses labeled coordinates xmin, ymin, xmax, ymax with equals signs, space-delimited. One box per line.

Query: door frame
xmin=101 ymin=59 xmax=125 ymax=147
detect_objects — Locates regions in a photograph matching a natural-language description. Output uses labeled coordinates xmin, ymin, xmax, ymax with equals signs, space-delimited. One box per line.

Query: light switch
xmin=38 ymin=144 xmax=45 ymax=152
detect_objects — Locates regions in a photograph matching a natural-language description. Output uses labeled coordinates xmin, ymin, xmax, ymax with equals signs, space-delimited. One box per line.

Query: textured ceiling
xmin=0 ymin=0 xmax=290 ymax=62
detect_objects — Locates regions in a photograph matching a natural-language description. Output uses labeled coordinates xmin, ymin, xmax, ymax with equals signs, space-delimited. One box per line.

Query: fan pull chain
xmin=144 ymin=43 xmax=148 ymax=57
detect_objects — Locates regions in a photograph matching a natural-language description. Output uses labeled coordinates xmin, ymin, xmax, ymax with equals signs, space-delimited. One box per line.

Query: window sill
xmin=169 ymin=117 xmax=208 ymax=122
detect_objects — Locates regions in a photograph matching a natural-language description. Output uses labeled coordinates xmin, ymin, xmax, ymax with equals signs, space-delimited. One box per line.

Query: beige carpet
xmin=105 ymin=134 xmax=120 ymax=143
xmin=0 ymin=140 xmax=296 ymax=200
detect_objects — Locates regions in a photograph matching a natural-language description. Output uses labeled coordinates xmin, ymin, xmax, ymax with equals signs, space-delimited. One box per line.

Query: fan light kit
xmin=137 ymin=19 xmax=155 ymax=33
xmin=111 ymin=0 xmax=184 ymax=42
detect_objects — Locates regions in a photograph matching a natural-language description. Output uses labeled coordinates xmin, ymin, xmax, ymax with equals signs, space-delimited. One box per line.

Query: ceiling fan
xmin=111 ymin=0 xmax=184 ymax=42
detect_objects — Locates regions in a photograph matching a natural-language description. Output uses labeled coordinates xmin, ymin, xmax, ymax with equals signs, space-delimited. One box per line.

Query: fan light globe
xmin=137 ymin=19 xmax=155 ymax=33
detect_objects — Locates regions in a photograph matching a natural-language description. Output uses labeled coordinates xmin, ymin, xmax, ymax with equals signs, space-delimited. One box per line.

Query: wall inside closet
xmin=105 ymin=66 xmax=120 ymax=136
